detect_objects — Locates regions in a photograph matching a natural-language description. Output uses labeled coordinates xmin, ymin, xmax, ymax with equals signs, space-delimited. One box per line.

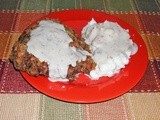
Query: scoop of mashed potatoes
xmin=82 ymin=19 xmax=138 ymax=79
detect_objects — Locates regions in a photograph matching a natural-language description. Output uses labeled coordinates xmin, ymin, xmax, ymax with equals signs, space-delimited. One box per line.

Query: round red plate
xmin=21 ymin=10 xmax=148 ymax=103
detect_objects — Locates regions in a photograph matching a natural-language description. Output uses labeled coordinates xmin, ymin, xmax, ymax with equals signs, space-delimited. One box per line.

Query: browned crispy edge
xmin=10 ymin=19 xmax=96 ymax=81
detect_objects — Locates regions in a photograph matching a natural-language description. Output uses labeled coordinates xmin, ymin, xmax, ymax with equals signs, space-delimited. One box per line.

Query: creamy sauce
xmin=27 ymin=20 xmax=87 ymax=82
xmin=82 ymin=19 xmax=138 ymax=79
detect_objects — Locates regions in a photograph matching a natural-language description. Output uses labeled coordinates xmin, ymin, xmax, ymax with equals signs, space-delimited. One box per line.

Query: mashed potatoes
xmin=82 ymin=19 xmax=138 ymax=79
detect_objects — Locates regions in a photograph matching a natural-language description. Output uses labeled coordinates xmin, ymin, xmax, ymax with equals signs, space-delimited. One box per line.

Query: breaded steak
xmin=10 ymin=19 xmax=96 ymax=81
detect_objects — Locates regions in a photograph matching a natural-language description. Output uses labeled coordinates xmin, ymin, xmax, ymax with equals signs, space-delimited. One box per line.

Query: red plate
xmin=21 ymin=10 xmax=148 ymax=103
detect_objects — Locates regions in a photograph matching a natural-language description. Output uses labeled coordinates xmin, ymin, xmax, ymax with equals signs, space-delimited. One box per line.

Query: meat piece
xmin=10 ymin=19 xmax=96 ymax=81
xmin=67 ymin=56 xmax=96 ymax=80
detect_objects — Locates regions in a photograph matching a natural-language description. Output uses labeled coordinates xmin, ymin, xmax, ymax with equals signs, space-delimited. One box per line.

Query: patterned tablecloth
xmin=0 ymin=0 xmax=160 ymax=120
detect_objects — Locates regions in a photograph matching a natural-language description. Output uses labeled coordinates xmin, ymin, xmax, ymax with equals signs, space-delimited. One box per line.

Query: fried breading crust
xmin=10 ymin=19 xmax=96 ymax=81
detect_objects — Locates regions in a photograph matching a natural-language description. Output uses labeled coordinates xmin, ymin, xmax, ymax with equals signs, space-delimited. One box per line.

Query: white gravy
xmin=27 ymin=20 xmax=87 ymax=82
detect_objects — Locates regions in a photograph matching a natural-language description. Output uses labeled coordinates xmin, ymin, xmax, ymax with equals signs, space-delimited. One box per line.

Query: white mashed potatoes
xmin=27 ymin=20 xmax=87 ymax=82
xmin=82 ymin=19 xmax=138 ymax=79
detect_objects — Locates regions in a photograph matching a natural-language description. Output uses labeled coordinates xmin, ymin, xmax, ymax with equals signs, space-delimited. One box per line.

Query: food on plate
xmin=82 ymin=19 xmax=138 ymax=79
xmin=10 ymin=19 xmax=96 ymax=82
xmin=10 ymin=18 xmax=138 ymax=82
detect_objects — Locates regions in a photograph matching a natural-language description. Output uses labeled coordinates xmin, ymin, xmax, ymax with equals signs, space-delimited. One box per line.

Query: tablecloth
xmin=0 ymin=0 xmax=160 ymax=120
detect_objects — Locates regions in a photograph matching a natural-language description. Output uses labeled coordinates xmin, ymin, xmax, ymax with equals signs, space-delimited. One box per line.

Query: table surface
xmin=0 ymin=0 xmax=160 ymax=120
